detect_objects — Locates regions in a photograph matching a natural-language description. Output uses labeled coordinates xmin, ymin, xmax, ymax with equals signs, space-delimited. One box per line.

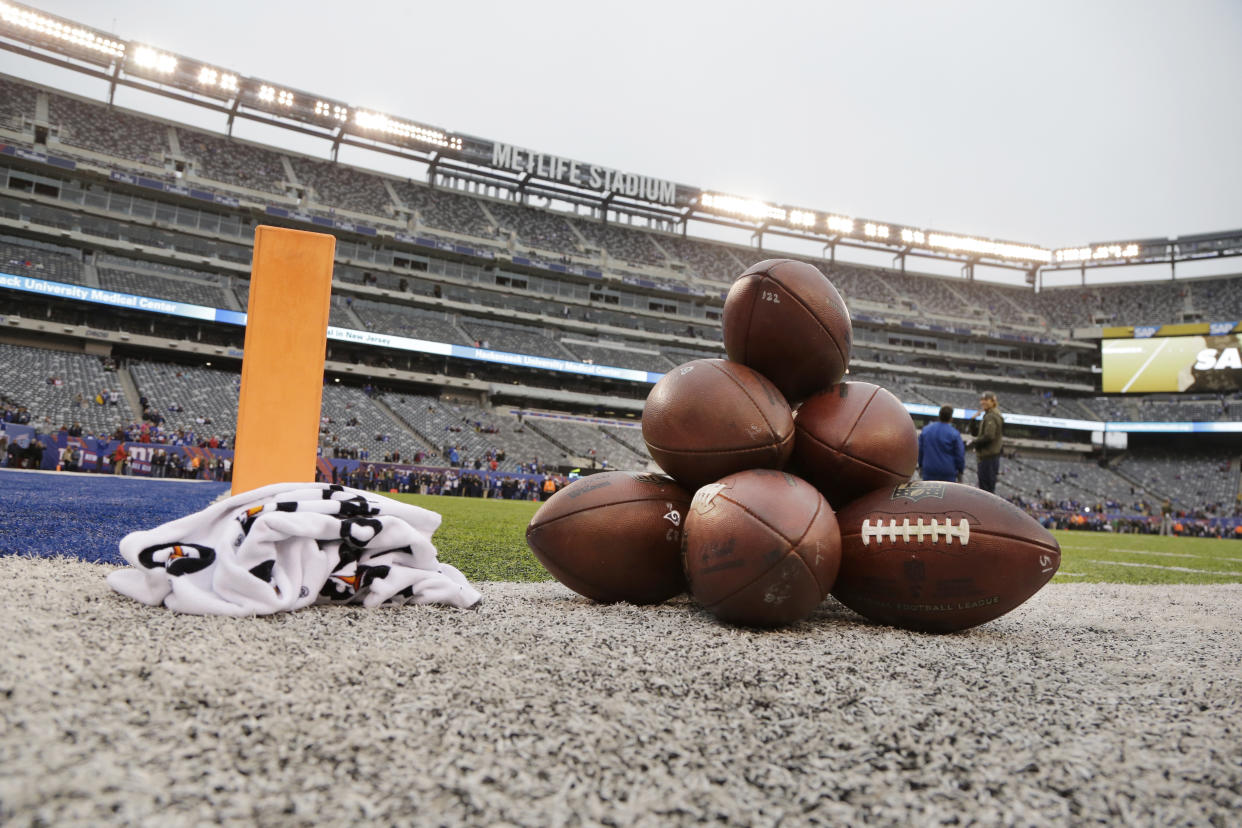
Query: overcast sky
xmin=3 ymin=0 xmax=1240 ymax=278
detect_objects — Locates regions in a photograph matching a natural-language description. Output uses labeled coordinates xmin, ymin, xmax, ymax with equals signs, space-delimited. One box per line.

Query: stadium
xmin=1 ymin=1 xmax=1240 ymax=824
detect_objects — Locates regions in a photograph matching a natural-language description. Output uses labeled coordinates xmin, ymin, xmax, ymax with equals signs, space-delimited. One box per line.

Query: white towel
xmin=108 ymin=482 xmax=482 ymax=616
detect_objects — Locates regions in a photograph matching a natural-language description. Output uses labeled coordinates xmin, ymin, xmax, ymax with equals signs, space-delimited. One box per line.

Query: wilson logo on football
xmin=860 ymin=517 xmax=971 ymax=546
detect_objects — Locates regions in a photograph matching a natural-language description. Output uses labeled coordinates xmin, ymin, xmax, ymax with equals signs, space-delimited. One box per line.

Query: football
xmin=792 ymin=381 xmax=918 ymax=508
xmin=642 ymin=358 xmax=794 ymax=489
xmin=525 ymin=471 xmax=692 ymax=604
xmin=681 ymin=469 xmax=841 ymax=628
xmin=831 ymin=481 xmax=1061 ymax=633
xmin=722 ymin=258 xmax=853 ymax=403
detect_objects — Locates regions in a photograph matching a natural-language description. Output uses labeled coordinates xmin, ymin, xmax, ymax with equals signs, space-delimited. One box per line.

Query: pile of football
xmin=526 ymin=259 xmax=1061 ymax=632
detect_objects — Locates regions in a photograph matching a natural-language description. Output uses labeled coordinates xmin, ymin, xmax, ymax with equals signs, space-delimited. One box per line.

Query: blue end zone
xmin=0 ymin=470 xmax=230 ymax=564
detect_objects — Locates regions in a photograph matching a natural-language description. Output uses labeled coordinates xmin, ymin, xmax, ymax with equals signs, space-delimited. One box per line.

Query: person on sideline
xmin=969 ymin=391 xmax=1004 ymax=493
xmin=918 ymin=405 xmax=965 ymax=482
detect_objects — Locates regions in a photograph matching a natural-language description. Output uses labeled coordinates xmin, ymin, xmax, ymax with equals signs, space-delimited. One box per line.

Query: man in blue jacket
xmin=918 ymin=405 xmax=965 ymax=482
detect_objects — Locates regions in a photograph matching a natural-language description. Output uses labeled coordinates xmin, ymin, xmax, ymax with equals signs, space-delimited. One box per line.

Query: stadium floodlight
xmin=864 ymin=222 xmax=889 ymax=239
xmin=1054 ymin=247 xmax=1092 ymax=263
xmin=0 ymin=1 xmax=124 ymax=59
xmin=826 ymin=215 xmax=854 ymax=235
xmin=314 ymin=100 xmax=348 ymax=122
xmin=130 ymin=44 xmax=176 ymax=74
xmin=194 ymin=65 xmax=238 ymax=96
xmin=699 ymin=193 xmax=786 ymax=223
xmin=901 ymin=228 xmax=926 ymax=245
xmin=1054 ymin=243 xmax=1141 ymax=263
xmin=353 ymin=110 xmax=463 ymax=150
xmin=257 ymin=84 xmax=294 ymax=106
xmin=926 ymin=232 xmax=1052 ymax=264
xmin=789 ymin=210 xmax=817 ymax=228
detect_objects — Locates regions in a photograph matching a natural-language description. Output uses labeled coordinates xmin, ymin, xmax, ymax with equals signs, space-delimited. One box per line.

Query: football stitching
xmin=689 ymin=491 xmax=804 ymax=609
xmin=708 ymin=360 xmax=786 ymax=443
xmin=529 ymin=495 xmax=685 ymax=530
xmin=645 ymin=441 xmax=790 ymax=456
xmin=861 ymin=516 xmax=970 ymax=546
xmin=790 ymin=495 xmax=834 ymax=596
xmin=709 ymin=492 xmax=799 ymax=543
xmin=737 ymin=277 xmax=759 ymax=363
xmin=790 ymin=492 xmax=822 ymax=549
xmin=794 ymin=420 xmax=907 ymax=476
xmin=767 ymin=269 xmax=848 ymax=363
xmin=839 ymin=525 xmax=1061 ymax=555
xmin=841 ymin=385 xmax=880 ymax=449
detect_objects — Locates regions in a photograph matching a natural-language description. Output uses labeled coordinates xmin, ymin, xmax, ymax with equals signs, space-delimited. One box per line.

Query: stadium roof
xmin=1 ymin=0 xmax=1239 ymax=280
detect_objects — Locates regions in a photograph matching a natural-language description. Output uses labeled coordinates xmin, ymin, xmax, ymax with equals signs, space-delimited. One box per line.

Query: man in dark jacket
xmin=918 ymin=405 xmax=965 ymax=482
xmin=970 ymin=391 xmax=1004 ymax=493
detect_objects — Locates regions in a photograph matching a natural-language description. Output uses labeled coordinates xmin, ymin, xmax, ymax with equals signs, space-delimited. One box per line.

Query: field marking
xmin=1054 ymin=572 xmax=1087 ymax=577
xmin=0 ymin=468 xmax=221 ymax=483
xmin=1121 ymin=337 xmax=1169 ymax=393
xmin=1062 ymin=544 xmax=1242 ymax=562
xmin=1085 ymin=559 xmax=1242 ymax=577
xmin=1107 ymin=548 xmax=1205 ymax=559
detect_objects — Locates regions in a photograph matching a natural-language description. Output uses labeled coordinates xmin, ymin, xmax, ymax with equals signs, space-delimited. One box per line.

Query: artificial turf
xmin=4 ymin=471 xmax=1242 ymax=586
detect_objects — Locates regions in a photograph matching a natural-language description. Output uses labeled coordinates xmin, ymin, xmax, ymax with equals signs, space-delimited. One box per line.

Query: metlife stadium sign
xmin=490 ymin=143 xmax=679 ymax=205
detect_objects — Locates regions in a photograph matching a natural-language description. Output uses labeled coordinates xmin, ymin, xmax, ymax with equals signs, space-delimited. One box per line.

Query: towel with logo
xmin=107 ymin=482 xmax=481 ymax=616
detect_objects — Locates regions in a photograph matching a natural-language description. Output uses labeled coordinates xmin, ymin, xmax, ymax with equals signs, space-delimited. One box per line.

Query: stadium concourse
xmin=1 ymin=72 xmax=1242 ymax=533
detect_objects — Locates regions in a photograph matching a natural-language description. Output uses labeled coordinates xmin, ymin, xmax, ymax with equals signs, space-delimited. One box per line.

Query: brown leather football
xmin=681 ymin=469 xmax=841 ymax=628
xmin=792 ymin=381 xmax=918 ymax=508
xmin=642 ymin=359 xmax=794 ymax=490
xmin=722 ymin=258 xmax=852 ymax=403
xmin=832 ymin=481 xmax=1061 ymax=633
xmin=525 ymin=471 xmax=691 ymax=604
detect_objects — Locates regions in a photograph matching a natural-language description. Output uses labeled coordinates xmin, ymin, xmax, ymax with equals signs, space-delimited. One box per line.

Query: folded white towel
xmin=108 ymin=482 xmax=481 ymax=616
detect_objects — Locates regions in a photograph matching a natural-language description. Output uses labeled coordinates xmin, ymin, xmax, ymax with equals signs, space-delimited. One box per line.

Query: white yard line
xmin=1063 ymin=545 xmax=1242 ymax=562
xmin=1085 ymin=560 xmax=1242 ymax=577
xmin=1107 ymin=548 xmax=1200 ymax=559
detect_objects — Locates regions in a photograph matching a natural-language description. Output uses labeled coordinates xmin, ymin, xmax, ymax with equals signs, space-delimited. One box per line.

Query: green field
xmin=1052 ymin=531 xmax=1242 ymax=584
xmin=390 ymin=493 xmax=1242 ymax=586
xmin=390 ymin=493 xmax=546 ymax=582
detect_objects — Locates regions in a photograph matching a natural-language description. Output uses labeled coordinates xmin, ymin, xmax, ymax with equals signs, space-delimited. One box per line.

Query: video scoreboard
xmin=1101 ymin=328 xmax=1242 ymax=393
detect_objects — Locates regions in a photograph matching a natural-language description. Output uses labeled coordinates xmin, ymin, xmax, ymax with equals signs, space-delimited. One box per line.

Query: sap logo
xmin=1134 ymin=326 xmax=1160 ymax=338
xmin=1209 ymin=322 xmax=1237 ymax=336
xmin=1195 ymin=348 xmax=1242 ymax=371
